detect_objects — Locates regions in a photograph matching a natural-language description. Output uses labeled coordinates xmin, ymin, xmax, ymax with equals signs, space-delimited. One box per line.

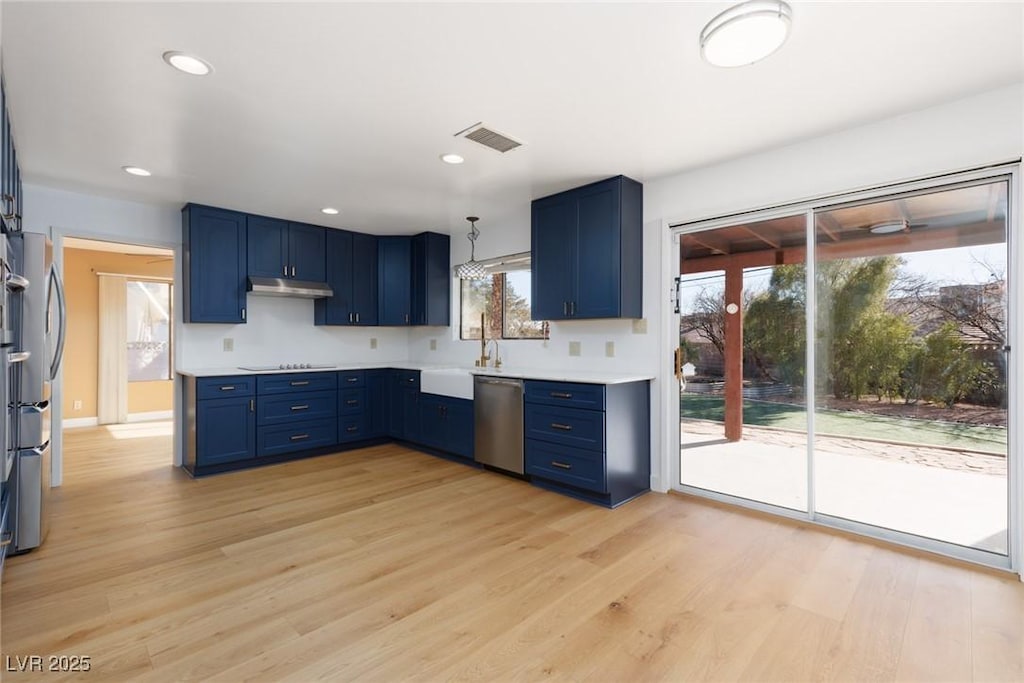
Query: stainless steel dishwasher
xmin=474 ymin=375 xmax=524 ymax=475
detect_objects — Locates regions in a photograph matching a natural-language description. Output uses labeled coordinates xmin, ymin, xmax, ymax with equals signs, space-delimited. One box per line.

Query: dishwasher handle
xmin=476 ymin=377 xmax=522 ymax=389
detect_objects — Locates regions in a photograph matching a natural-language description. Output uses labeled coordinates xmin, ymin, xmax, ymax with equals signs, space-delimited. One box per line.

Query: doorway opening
xmin=61 ymin=237 xmax=175 ymax=481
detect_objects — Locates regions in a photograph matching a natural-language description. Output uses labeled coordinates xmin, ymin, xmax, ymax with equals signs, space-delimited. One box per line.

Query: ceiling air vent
xmin=456 ymin=122 xmax=522 ymax=153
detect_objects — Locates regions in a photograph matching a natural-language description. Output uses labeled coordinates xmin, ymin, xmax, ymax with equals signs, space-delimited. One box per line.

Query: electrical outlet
xmin=222 ymin=337 xmax=234 ymax=352
xmin=605 ymin=341 xmax=615 ymax=358
xmin=73 ymin=400 xmax=82 ymax=411
xmin=569 ymin=341 xmax=581 ymax=357
xmin=430 ymin=339 xmax=437 ymax=351
xmin=632 ymin=318 xmax=647 ymax=334
xmin=370 ymin=337 xmax=378 ymax=350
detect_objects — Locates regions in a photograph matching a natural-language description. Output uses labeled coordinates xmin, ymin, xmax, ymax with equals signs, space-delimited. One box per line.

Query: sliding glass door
xmin=813 ymin=179 xmax=1009 ymax=555
xmin=676 ymin=170 xmax=1015 ymax=565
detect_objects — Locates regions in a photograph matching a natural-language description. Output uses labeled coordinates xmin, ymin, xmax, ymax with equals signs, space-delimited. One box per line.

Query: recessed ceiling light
xmin=122 ymin=166 xmax=152 ymax=177
xmin=162 ymin=51 xmax=213 ymax=76
xmin=869 ymin=220 xmax=909 ymax=235
xmin=700 ymin=0 xmax=792 ymax=68
xmin=440 ymin=153 xmax=465 ymax=165
xmin=320 ymin=207 xmax=340 ymax=215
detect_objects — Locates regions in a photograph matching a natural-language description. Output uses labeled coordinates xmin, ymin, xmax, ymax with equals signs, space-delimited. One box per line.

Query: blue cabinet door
xmin=315 ymin=229 xmax=353 ymax=325
xmin=378 ymin=237 xmax=412 ymax=325
xmin=184 ymin=205 xmax=248 ymax=323
xmin=418 ymin=394 xmax=446 ymax=449
xmin=247 ymin=215 xmax=289 ymax=279
xmin=196 ymin=396 xmax=256 ymax=465
xmin=289 ymin=223 xmax=327 ymax=282
xmin=402 ymin=388 xmax=420 ymax=442
xmin=411 ymin=232 xmax=450 ymax=326
xmin=443 ymin=397 xmax=474 ymax=459
xmin=574 ymin=181 xmax=620 ymax=318
xmin=366 ymin=370 xmax=388 ymax=438
xmin=351 ymin=233 xmax=379 ymax=325
xmin=531 ymin=194 xmax=576 ymax=321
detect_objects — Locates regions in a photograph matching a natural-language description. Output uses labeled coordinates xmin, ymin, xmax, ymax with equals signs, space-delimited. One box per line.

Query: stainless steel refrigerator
xmin=9 ymin=232 xmax=66 ymax=554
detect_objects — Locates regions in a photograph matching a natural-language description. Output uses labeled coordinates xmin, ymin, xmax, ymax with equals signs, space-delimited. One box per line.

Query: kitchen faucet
xmin=476 ymin=313 xmax=490 ymax=367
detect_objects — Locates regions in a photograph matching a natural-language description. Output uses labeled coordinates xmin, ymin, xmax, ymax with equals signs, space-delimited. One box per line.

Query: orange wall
xmin=63 ymin=248 xmax=174 ymax=420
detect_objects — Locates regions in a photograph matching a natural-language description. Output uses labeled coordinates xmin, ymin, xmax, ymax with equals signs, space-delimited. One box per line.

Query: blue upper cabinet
xmin=246 ymin=217 xmax=326 ymax=281
xmin=183 ymin=204 xmax=248 ymax=324
xmin=530 ymin=175 xmax=643 ymax=320
xmin=315 ymin=229 xmax=378 ymax=326
xmin=289 ymin=223 xmax=327 ymax=282
xmin=247 ymin=215 xmax=289 ymax=278
xmin=378 ymin=236 xmax=413 ymax=325
xmin=411 ymin=232 xmax=451 ymax=326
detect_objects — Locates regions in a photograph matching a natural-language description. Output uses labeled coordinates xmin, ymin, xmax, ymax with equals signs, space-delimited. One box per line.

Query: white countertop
xmin=177 ymin=362 xmax=653 ymax=385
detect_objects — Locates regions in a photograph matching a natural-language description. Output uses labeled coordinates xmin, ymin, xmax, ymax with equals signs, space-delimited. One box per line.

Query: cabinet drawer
xmin=338 ymin=416 xmax=367 ymax=442
xmin=337 ymin=370 xmax=366 ymax=388
xmin=524 ymin=404 xmax=605 ymax=451
xmin=257 ymin=372 xmax=338 ymax=395
xmin=393 ymin=370 xmax=420 ymax=389
xmin=338 ymin=388 xmax=366 ymax=416
xmin=526 ymin=440 xmax=606 ymax=493
xmin=257 ymin=419 xmax=337 ymax=457
xmin=525 ymin=380 xmax=605 ymax=410
xmin=258 ymin=390 xmax=337 ymax=426
xmin=197 ymin=376 xmax=255 ymax=400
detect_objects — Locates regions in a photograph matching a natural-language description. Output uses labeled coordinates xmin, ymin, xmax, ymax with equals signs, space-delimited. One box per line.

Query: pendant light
xmin=700 ymin=0 xmax=793 ymax=68
xmin=455 ymin=216 xmax=488 ymax=280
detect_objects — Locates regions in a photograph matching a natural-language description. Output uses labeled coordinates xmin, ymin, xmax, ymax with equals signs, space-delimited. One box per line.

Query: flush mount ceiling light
xmin=320 ymin=207 xmax=340 ymax=215
xmin=869 ymin=220 xmax=910 ymax=235
xmin=440 ymin=153 xmax=465 ymax=165
xmin=700 ymin=0 xmax=793 ymax=67
xmin=162 ymin=51 xmax=213 ymax=76
xmin=121 ymin=165 xmax=151 ymax=177
xmin=454 ymin=216 xmax=488 ymax=280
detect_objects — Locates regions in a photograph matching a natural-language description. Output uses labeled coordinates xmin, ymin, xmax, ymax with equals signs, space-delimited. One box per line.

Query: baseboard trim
xmin=63 ymin=417 xmax=99 ymax=429
xmin=126 ymin=410 xmax=173 ymax=423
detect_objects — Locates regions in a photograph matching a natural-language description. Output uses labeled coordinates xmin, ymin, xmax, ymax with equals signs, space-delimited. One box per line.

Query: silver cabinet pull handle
xmin=249 ymin=399 xmax=255 ymax=412
xmin=290 ymin=381 xmax=310 ymax=386
xmin=550 ymin=392 xmax=573 ymax=399
xmin=551 ymin=461 xmax=572 ymax=470
xmin=407 ymin=378 xmax=415 ymax=383
xmin=355 ymin=312 xmax=360 ymax=323
xmin=346 ymin=426 xmax=359 ymax=432
xmin=220 ymin=386 xmax=236 ymax=391
xmin=346 ymin=377 xmax=358 ymax=383
xmin=290 ymin=434 xmax=310 ymax=441
xmin=550 ymin=423 xmax=573 ymax=431
xmin=241 ymin=307 xmax=246 ymax=321
xmin=291 ymin=405 xmax=309 ymax=411
xmin=283 ymin=265 xmax=288 ymax=277
xmin=291 ymin=265 xmax=296 ymax=277
xmin=346 ymin=400 xmax=358 ymax=406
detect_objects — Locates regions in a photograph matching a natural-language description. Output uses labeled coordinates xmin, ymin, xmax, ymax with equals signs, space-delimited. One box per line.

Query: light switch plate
xmin=222 ymin=337 xmax=234 ymax=352
xmin=605 ymin=341 xmax=615 ymax=358
xmin=569 ymin=341 xmax=581 ymax=357
xmin=632 ymin=318 xmax=647 ymax=334
xmin=370 ymin=338 xmax=378 ymax=350
xmin=73 ymin=400 xmax=82 ymax=411
xmin=430 ymin=339 xmax=437 ymax=351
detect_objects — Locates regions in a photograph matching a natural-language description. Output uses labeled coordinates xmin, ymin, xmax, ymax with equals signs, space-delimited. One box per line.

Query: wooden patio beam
xmin=723 ymin=264 xmax=743 ymax=442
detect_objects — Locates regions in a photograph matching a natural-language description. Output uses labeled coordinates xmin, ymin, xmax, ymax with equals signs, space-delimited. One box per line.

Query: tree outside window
xmin=460 ymin=270 xmax=544 ymax=340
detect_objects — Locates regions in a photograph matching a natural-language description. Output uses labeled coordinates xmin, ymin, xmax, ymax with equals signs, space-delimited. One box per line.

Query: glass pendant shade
xmin=455 ymin=216 xmax=488 ymax=280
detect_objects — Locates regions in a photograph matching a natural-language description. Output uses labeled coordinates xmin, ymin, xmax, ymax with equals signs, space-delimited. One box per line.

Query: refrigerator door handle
xmin=5 ymin=271 xmax=28 ymax=292
xmin=48 ymin=265 xmax=67 ymax=380
xmin=9 ymin=351 xmax=30 ymax=363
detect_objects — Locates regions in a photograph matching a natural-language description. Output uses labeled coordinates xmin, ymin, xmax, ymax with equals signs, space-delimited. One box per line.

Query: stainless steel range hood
xmin=246 ymin=277 xmax=334 ymax=299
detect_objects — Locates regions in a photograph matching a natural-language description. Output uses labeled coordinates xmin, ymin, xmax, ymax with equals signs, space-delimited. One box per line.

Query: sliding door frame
xmin=668 ymin=162 xmax=1021 ymax=575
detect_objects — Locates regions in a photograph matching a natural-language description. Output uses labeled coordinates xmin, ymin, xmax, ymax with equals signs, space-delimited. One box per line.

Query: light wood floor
xmin=2 ymin=422 xmax=1022 ymax=682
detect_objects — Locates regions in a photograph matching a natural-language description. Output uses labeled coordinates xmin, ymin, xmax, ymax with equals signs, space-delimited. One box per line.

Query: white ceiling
xmin=3 ymin=2 xmax=1022 ymax=235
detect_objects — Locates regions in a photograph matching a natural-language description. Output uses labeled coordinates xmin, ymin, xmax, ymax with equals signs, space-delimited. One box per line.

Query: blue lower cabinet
xmin=338 ymin=388 xmax=366 ymax=416
xmin=526 ymin=440 xmax=606 ymax=493
xmin=366 ymin=370 xmax=388 ymax=438
xmin=417 ymin=394 xmax=473 ymax=459
xmin=338 ymin=416 xmax=367 ymax=443
xmin=196 ymin=395 xmax=256 ymax=466
xmin=257 ymin=419 xmax=338 ymax=457
xmin=258 ymin=390 xmax=337 ymax=425
xmin=524 ymin=403 xmax=605 ymax=451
